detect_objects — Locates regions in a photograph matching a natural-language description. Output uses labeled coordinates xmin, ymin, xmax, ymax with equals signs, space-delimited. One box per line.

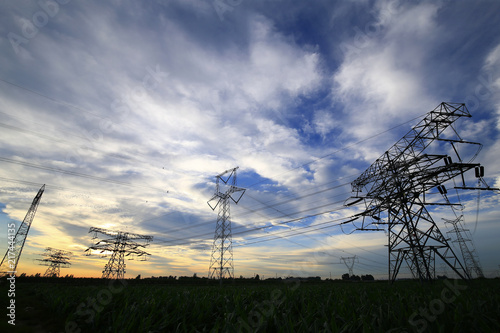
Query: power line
xmin=0 ymin=121 xmax=146 ymax=166
xmin=0 ymin=78 xmax=107 ymax=121
xmin=151 ymin=200 xmax=366 ymax=247
xmin=0 ymin=156 xmax=167 ymax=193
xmin=245 ymin=113 xmax=427 ymax=189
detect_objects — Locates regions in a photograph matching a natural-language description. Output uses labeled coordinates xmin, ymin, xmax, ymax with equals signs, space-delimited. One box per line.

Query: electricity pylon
xmin=0 ymin=184 xmax=45 ymax=275
xmin=341 ymin=256 xmax=358 ymax=276
xmin=444 ymin=216 xmax=484 ymax=278
xmin=347 ymin=103 xmax=497 ymax=282
xmin=35 ymin=247 xmax=72 ymax=277
xmin=437 ymin=176 xmax=485 ymax=279
xmin=207 ymin=167 xmax=245 ymax=283
xmin=85 ymin=227 xmax=153 ymax=279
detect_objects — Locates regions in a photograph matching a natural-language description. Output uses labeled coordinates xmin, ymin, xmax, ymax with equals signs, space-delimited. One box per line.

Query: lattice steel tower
xmin=438 ymin=176 xmax=485 ymax=279
xmin=85 ymin=227 xmax=153 ymax=279
xmin=207 ymin=167 xmax=246 ymax=282
xmin=444 ymin=216 xmax=484 ymax=278
xmin=347 ymin=103 xmax=496 ymax=282
xmin=35 ymin=247 xmax=72 ymax=277
xmin=0 ymin=184 xmax=45 ymax=275
xmin=341 ymin=256 xmax=358 ymax=277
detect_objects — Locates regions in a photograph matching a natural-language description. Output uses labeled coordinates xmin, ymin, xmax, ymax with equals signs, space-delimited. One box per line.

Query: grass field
xmin=2 ymin=277 xmax=500 ymax=332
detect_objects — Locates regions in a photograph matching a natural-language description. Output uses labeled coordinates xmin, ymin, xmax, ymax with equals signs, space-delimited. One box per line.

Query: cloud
xmin=332 ymin=1 xmax=442 ymax=147
xmin=1 ymin=0 xmax=499 ymax=279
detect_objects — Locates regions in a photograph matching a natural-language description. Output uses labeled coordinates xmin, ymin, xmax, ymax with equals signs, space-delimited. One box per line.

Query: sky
xmin=0 ymin=0 xmax=499 ymax=280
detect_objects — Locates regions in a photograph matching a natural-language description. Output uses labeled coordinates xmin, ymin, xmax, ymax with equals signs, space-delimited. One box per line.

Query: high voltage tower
xmin=207 ymin=167 xmax=246 ymax=283
xmin=347 ymin=102 xmax=497 ymax=282
xmin=444 ymin=216 xmax=484 ymax=278
xmin=438 ymin=173 xmax=485 ymax=279
xmin=0 ymin=184 xmax=45 ymax=275
xmin=341 ymin=255 xmax=358 ymax=276
xmin=85 ymin=227 xmax=153 ymax=279
xmin=35 ymin=247 xmax=72 ymax=277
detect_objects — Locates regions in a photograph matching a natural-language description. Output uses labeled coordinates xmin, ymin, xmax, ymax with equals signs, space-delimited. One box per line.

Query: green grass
xmin=5 ymin=279 xmax=500 ymax=332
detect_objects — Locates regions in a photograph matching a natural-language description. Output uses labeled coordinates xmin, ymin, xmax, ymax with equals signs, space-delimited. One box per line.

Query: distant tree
xmin=255 ymin=274 xmax=260 ymax=281
xmin=135 ymin=274 xmax=141 ymax=279
xmin=20 ymin=273 xmax=27 ymax=278
xmin=361 ymin=274 xmax=374 ymax=281
xmin=35 ymin=273 xmax=41 ymax=278
xmin=193 ymin=273 xmax=198 ymax=279
xmin=350 ymin=275 xmax=361 ymax=281
xmin=342 ymin=273 xmax=350 ymax=281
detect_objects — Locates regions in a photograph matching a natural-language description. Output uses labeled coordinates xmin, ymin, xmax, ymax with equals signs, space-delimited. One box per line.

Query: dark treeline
xmin=1 ymin=273 xmax=380 ymax=286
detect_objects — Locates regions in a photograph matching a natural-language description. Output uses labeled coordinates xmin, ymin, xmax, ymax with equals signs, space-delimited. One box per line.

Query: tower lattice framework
xmin=35 ymin=247 xmax=72 ymax=277
xmin=207 ymin=167 xmax=245 ymax=282
xmin=347 ymin=103 xmax=497 ymax=282
xmin=438 ymin=175 xmax=485 ymax=279
xmin=341 ymin=256 xmax=358 ymax=277
xmin=0 ymin=184 xmax=45 ymax=275
xmin=444 ymin=216 xmax=484 ymax=278
xmin=85 ymin=227 xmax=153 ymax=279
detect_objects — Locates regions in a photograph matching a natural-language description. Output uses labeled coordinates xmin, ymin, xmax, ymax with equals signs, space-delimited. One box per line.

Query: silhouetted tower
xmin=347 ymin=103 xmax=497 ymax=282
xmin=85 ymin=227 xmax=153 ymax=279
xmin=444 ymin=216 xmax=484 ymax=278
xmin=437 ymin=177 xmax=485 ymax=279
xmin=341 ymin=255 xmax=358 ymax=276
xmin=0 ymin=184 xmax=45 ymax=275
xmin=35 ymin=247 xmax=72 ymax=277
xmin=207 ymin=167 xmax=246 ymax=283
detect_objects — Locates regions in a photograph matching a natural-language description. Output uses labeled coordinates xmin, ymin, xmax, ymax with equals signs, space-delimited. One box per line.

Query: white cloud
xmin=1 ymin=0 xmax=499 ymax=279
xmin=332 ymin=1 xmax=441 ymax=144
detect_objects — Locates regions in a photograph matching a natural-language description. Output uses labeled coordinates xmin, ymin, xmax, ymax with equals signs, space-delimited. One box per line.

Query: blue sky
xmin=0 ymin=0 xmax=499 ymax=279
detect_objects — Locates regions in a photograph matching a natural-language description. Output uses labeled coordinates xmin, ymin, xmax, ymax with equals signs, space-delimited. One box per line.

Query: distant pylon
xmin=85 ymin=227 xmax=153 ymax=279
xmin=35 ymin=247 xmax=72 ymax=277
xmin=0 ymin=184 xmax=45 ymax=275
xmin=444 ymin=216 xmax=484 ymax=278
xmin=341 ymin=256 xmax=358 ymax=276
xmin=207 ymin=167 xmax=246 ymax=283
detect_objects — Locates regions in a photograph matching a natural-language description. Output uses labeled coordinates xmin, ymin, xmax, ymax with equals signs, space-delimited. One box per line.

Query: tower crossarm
xmin=353 ymin=158 xmax=480 ymax=222
xmin=207 ymin=167 xmax=246 ymax=210
xmin=89 ymin=227 xmax=153 ymax=241
xmin=352 ymin=103 xmax=471 ymax=193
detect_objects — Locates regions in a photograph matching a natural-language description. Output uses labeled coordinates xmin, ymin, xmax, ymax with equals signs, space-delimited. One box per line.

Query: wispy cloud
xmin=1 ymin=0 xmax=499 ymax=279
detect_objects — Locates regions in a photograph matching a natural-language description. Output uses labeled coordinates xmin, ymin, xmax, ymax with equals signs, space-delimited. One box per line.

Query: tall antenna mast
xmin=207 ymin=167 xmax=245 ymax=284
xmin=347 ymin=103 xmax=497 ymax=282
xmin=0 ymin=184 xmax=45 ymax=275
xmin=85 ymin=227 xmax=153 ymax=279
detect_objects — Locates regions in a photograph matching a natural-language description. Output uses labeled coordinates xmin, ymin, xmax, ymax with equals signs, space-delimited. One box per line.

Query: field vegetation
xmin=2 ymin=276 xmax=500 ymax=332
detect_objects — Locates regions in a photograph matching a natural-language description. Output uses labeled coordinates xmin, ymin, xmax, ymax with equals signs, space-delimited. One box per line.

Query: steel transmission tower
xmin=85 ymin=227 xmax=153 ymax=279
xmin=347 ymin=102 xmax=497 ymax=282
xmin=444 ymin=216 xmax=484 ymax=278
xmin=35 ymin=247 xmax=72 ymax=277
xmin=341 ymin=256 xmax=358 ymax=276
xmin=207 ymin=167 xmax=246 ymax=282
xmin=0 ymin=184 xmax=45 ymax=275
xmin=438 ymin=177 xmax=485 ymax=279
